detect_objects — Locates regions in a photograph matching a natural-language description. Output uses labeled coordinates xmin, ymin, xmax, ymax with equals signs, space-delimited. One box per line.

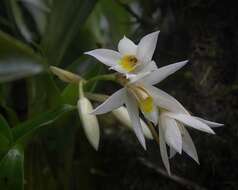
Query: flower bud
xmin=50 ymin=66 xmax=81 ymax=83
xmin=77 ymin=97 xmax=100 ymax=150
xmin=112 ymin=106 xmax=153 ymax=139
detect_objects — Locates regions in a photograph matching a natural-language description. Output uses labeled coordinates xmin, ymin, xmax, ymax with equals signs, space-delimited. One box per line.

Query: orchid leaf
xmin=0 ymin=115 xmax=13 ymax=154
xmin=0 ymin=31 xmax=45 ymax=82
xmin=41 ymin=0 xmax=98 ymax=65
xmin=0 ymin=144 xmax=24 ymax=190
xmin=7 ymin=0 xmax=33 ymax=41
xmin=11 ymin=104 xmax=75 ymax=144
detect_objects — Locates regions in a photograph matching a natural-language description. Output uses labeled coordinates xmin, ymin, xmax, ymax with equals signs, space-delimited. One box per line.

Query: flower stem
xmin=147 ymin=122 xmax=160 ymax=145
xmin=85 ymin=92 xmax=109 ymax=102
xmin=85 ymin=73 xmax=117 ymax=84
xmin=79 ymin=81 xmax=84 ymax=98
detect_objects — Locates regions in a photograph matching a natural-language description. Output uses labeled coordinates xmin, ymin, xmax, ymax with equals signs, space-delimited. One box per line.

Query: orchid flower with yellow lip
xmin=90 ymin=60 xmax=188 ymax=149
xmin=85 ymin=31 xmax=160 ymax=78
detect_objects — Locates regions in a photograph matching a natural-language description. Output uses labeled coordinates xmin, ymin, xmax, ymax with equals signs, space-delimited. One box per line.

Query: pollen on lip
xmin=119 ymin=55 xmax=138 ymax=72
xmin=129 ymin=84 xmax=154 ymax=113
xmin=139 ymin=97 xmax=153 ymax=113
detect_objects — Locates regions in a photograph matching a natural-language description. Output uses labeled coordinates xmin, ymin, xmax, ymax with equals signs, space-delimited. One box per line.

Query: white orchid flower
xmin=91 ymin=60 xmax=188 ymax=149
xmin=151 ymin=88 xmax=223 ymax=175
xmin=85 ymin=31 xmax=160 ymax=78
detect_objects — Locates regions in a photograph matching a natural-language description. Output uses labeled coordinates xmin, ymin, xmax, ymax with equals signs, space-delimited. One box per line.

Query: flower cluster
xmin=51 ymin=31 xmax=223 ymax=175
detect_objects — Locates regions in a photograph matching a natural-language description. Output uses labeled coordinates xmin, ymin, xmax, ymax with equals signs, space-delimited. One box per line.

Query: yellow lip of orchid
xmin=139 ymin=97 xmax=153 ymax=113
xmin=128 ymin=84 xmax=154 ymax=113
xmin=119 ymin=55 xmax=139 ymax=72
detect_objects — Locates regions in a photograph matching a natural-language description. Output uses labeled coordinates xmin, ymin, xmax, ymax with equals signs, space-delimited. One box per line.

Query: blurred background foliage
xmin=0 ymin=0 xmax=237 ymax=189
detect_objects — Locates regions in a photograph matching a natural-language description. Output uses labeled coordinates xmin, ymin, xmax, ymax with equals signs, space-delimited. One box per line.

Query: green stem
xmin=85 ymin=73 xmax=117 ymax=84
xmin=147 ymin=122 xmax=160 ymax=145
xmin=79 ymin=81 xmax=84 ymax=98
xmin=85 ymin=92 xmax=109 ymax=102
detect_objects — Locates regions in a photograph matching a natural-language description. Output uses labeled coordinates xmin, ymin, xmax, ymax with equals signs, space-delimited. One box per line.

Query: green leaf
xmin=0 ymin=115 xmax=13 ymax=153
xmin=99 ymin=0 xmax=131 ymax=43
xmin=7 ymin=0 xmax=33 ymax=41
xmin=0 ymin=31 xmax=45 ymax=82
xmin=41 ymin=0 xmax=98 ymax=65
xmin=11 ymin=104 xmax=75 ymax=143
xmin=61 ymin=84 xmax=79 ymax=105
xmin=0 ymin=115 xmax=13 ymax=143
xmin=0 ymin=60 xmax=44 ymax=83
xmin=0 ymin=104 xmax=19 ymax=126
xmin=0 ymin=30 xmax=41 ymax=58
xmin=20 ymin=0 xmax=50 ymax=35
xmin=27 ymin=73 xmax=62 ymax=117
xmin=0 ymin=144 xmax=24 ymax=190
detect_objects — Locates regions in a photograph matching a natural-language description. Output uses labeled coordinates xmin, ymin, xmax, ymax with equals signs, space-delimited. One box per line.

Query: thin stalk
xmin=85 ymin=92 xmax=108 ymax=102
xmin=147 ymin=122 xmax=160 ymax=145
xmin=85 ymin=73 xmax=117 ymax=84
xmin=79 ymin=81 xmax=84 ymax=98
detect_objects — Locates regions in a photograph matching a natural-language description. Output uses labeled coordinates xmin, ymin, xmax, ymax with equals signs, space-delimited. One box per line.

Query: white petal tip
xmin=180 ymin=60 xmax=189 ymax=66
xmin=138 ymin=137 xmax=147 ymax=150
xmin=155 ymin=30 xmax=160 ymax=35
xmin=199 ymin=126 xmax=215 ymax=134
xmin=207 ymin=128 xmax=216 ymax=134
xmin=141 ymin=143 xmax=147 ymax=150
xmin=216 ymin=123 xmax=224 ymax=127
xmin=150 ymin=30 xmax=160 ymax=36
xmin=152 ymin=121 xmax=158 ymax=126
xmin=92 ymin=144 xmax=99 ymax=151
xmin=167 ymin=170 xmax=171 ymax=176
xmin=84 ymin=50 xmax=98 ymax=56
xmin=84 ymin=51 xmax=91 ymax=55
xmin=171 ymin=147 xmax=182 ymax=155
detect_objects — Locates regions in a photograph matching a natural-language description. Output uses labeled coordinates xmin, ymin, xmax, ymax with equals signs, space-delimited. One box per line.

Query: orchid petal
xmin=182 ymin=126 xmax=199 ymax=164
xmin=85 ymin=49 xmax=121 ymax=67
xmin=193 ymin=117 xmax=224 ymax=127
xmin=91 ymin=88 xmax=126 ymax=115
xmin=137 ymin=31 xmax=160 ymax=63
xmin=148 ymin=86 xmax=189 ymax=114
xmin=143 ymin=60 xmax=188 ymax=85
xmin=169 ymin=146 xmax=177 ymax=159
xmin=125 ymin=91 xmax=146 ymax=149
xmin=138 ymin=60 xmax=158 ymax=73
xmin=112 ymin=107 xmax=153 ymax=139
xmin=159 ymin=118 xmax=171 ymax=175
xmin=162 ymin=115 xmax=182 ymax=154
xmin=118 ymin=36 xmax=137 ymax=55
xmin=166 ymin=113 xmax=215 ymax=134
xmin=128 ymin=71 xmax=151 ymax=84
